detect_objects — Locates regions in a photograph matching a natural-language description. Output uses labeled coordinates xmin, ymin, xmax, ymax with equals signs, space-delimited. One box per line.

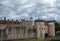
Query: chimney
xmin=30 ymin=17 xmax=33 ymax=21
xmin=16 ymin=19 xmax=18 ymax=22
xmin=12 ymin=19 xmax=13 ymax=24
xmin=7 ymin=19 xmax=9 ymax=21
xmin=4 ymin=17 xmax=6 ymax=21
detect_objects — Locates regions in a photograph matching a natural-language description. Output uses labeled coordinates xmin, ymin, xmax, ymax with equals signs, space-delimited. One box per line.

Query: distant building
xmin=0 ymin=17 xmax=55 ymax=40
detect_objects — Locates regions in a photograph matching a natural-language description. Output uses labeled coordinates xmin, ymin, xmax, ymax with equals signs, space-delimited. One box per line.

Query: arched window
xmin=28 ymin=29 xmax=31 ymax=36
xmin=8 ymin=26 xmax=11 ymax=32
xmin=14 ymin=26 xmax=20 ymax=37
xmin=23 ymin=27 xmax=26 ymax=36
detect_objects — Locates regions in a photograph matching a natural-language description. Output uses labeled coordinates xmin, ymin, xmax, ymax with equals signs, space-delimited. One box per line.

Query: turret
xmin=4 ymin=17 xmax=6 ymax=21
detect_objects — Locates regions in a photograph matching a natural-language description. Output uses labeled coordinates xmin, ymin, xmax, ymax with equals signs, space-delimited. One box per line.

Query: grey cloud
xmin=0 ymin=0 xmax=60 ymax=21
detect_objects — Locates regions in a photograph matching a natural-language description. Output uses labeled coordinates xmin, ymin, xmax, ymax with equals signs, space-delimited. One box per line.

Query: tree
xmin=54 ymin=20 xmax=60 ymax=31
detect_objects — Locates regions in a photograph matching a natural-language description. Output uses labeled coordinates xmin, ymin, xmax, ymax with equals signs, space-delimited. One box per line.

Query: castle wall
xmin=0 ymin=20 xmax=55 ymax=40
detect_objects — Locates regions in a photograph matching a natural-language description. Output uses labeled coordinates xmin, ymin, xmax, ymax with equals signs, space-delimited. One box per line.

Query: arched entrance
xmin=45 ymin=33 xmax=48 ymax=39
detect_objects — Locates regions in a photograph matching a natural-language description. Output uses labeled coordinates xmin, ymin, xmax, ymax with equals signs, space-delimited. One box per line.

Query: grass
xmin=47 ymin=38 xmax=60 ymax=41
xmin=3 ymin=38 xmax=60 ymax=41
xmin=16 ymin=39 xmax=44 ymax=41
xmin=3 ymin=39 xmax=45 ymax=41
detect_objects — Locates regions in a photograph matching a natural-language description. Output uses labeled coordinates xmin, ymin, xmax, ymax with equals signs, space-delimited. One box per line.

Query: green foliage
xmin=49 ymin=38 xmax=60 ymax=41
xmin=54 ymin=20 xmax=60 ymax=31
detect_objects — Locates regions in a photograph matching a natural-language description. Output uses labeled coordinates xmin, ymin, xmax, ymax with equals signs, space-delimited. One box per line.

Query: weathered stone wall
xmin=0 ymin=20 xmax=55 ymax=40
xmin=34 ymin=20 xmax=55 ymax=39
xmin=48 ymin=22 xmax=55 ymax=37
xmin=34 ymin=21 xmax=45 ymax=39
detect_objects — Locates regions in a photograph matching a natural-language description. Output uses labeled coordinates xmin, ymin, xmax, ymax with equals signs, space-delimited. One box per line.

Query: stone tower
xmin=34 ymin=20 xmax=45 ymax=39
xmin=34 ymin=20 xmax=55 ymax=39
xmin=47 ymin=21 xmax=55 ymax=37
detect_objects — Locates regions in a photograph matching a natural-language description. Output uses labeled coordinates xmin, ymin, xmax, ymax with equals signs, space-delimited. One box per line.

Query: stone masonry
xmin=0 ymin=17 xmax=55 ymax=40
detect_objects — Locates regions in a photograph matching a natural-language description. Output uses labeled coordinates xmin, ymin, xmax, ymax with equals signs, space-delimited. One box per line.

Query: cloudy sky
xmin=0 ymin=0 xmax=60 ymax=21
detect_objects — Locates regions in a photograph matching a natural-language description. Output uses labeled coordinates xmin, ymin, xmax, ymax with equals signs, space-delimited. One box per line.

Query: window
xmin=28 ymin=29 xmax=31 ymax=35
xmin=44 ymin=28 xmax=45 ymax=30
xmin=45 ymin=22 xmax=48 ymax=26
xmin=8 ymin=27 xmax=11 ymax=32
xmin=42 ymin=28 xmax=43 ymax=30
xmin=42 ymin=28 xmax=45 ymax=30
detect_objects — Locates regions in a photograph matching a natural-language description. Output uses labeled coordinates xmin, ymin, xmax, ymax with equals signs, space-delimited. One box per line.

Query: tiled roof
xmin=0 ymin=20 xmax=20 ymax=24
xmin=35 ymin=20 xmax=45 ymax=22
xmin=35 ymin=20 xmax=54 ymax=22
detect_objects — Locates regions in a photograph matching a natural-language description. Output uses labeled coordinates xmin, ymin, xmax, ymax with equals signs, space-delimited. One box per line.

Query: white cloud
xmin=48 ymin=14 xmax=54 ymax=17
xmin=20 ymin=0 xmax=28 ymax=4
xmin=41 ymin=16 xmax=48 ymax=19
xmin=20 ymin=13 xmax=29 ymax=17
xmin=20 ymin=4 xmax=35 ymax=8
xmin=39 ymin=0 xmax=56 ymax=6
xmin=42 ymin=0 xmax=55 ymax=4
xmin=0 ymin=0 xmax=60 ymax=21
xmin=1 ymin=0 xmax=11 ymax=6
